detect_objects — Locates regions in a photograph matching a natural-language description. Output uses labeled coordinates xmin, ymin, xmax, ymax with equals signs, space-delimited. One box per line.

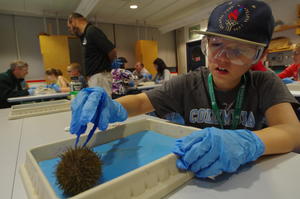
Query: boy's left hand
xmin=173 ymin=127 xmax=265 ymax=178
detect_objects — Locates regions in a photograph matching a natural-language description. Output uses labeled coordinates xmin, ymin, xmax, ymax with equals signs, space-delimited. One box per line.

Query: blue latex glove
xmin=111 ymin=58 xmax=123 ymax=69
xmin=70 ymin=87 xmax=128 ymax=137
xmin=28 ymin=87 xmax=36 ymax=95
xmin=46 ymin=83 xmax=61 ymax=92
xmin=173 ymin=127 xmax=265 ymax=178
xmin=282 ymin=77 xmax=294 ymax=84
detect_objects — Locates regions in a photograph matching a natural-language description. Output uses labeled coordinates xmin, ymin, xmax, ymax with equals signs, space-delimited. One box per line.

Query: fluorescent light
xmin=130 ymin=4 xmax=138 ymax=9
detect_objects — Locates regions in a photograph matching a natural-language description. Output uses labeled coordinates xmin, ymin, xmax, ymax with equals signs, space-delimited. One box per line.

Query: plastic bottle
xmin=70 ymin=76 xmax=82 ymax=100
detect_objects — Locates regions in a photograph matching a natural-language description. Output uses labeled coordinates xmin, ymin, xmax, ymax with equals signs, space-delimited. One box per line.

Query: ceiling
xmin=0 ymin=0 xmax=275 ymax=33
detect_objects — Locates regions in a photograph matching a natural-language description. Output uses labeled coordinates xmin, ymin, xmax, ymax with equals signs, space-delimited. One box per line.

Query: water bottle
xmin=70 ymin=76 xmax=82 ymax=100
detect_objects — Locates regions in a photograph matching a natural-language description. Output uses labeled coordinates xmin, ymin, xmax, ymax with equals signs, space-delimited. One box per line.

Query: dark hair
xmin=153 ymin=58 xmax=167 ymax=75
xmin=118 ymin=57 xmax=127 ymax=69
xmin=68 ymin=12 xmax=85 ymax=23
xmin=45 ymin=68 xmax=59 ymax=76
xmin=56 ymin=69 xmax=63 ymax=76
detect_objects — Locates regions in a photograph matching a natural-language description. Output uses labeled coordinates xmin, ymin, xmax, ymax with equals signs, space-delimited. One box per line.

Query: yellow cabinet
xmin=135 ymin=40 xmax=158 ymax=75
xmin=39 ymin=35 xmax=71 ymax=80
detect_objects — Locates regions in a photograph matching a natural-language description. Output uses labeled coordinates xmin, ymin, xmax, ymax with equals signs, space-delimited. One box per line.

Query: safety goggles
xmin=201 ymin=36 xmax=264 ymax=66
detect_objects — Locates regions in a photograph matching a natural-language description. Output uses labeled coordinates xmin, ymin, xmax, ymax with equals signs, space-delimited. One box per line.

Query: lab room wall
xmin=0 ymin=14 xmax=71 ymax=80
xmin=0 ymin=13 xmax=177 ymax=80
xmin=270 ymin=0 xmax=300 ymax=44
xmin=95 ymin=23 xmax=176 ymax=70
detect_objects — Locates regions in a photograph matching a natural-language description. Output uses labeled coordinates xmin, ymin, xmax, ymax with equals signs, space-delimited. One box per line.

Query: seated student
xmin=56 ymin=69 xmax=70 ymax=86
xmin=45 ymin=68 xmax=70 ymax=92
xmin=67 ymin=63 xmax=88 ymax=88
xmin=132 ymin=62 xmax=151 ymax=82
xmin=0 ymin=60 xmax=34 ymax=108
xmin=70 ymin=0 xmax=300 ymax=179
xmin=278 ymin=44 xmax=300 ymax=81
xmin=111 ymin=57 xmax=135 ymax=99
xmin=152 ymin=58 xmax=171 ymax=84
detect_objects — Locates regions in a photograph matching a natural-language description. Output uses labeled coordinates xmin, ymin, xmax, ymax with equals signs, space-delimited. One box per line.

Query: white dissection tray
xmin=20 ymin=118 xmax=197 ymax=199
xmin=9 ymin=99 xmax=70 ymax=120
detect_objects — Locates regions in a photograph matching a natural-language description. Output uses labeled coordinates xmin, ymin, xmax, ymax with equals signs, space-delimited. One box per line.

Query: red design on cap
xmin=228 ymin=7 xmax=244 ymax=21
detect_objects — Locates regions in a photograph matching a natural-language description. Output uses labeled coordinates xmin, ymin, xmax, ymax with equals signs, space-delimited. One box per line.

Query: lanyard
xmin=208 ymin=73 xmax=246 ymax=129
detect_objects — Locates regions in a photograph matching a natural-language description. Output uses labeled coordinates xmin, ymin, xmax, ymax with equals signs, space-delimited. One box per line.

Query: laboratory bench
xmin=0 ymin=108 xmax=300 ymax=199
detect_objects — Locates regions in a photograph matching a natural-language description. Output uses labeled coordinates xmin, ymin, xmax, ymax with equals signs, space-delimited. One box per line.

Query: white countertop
xmin=1 ymin=108 xmax=300 ymax=199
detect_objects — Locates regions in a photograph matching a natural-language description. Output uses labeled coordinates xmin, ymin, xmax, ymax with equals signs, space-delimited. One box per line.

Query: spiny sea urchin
xmin=55 ymin=146 xmax=102 ymax=196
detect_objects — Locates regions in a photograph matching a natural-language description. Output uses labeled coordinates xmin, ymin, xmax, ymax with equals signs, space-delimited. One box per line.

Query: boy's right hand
xmin=70 ymin=87 xmax=128 ymax=137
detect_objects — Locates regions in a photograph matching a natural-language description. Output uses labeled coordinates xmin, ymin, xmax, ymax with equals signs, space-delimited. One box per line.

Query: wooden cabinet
xmin=39 ymin=35 xmax=71 ymax=80
xmin=135 ymin=40 xmax=158 ymax=75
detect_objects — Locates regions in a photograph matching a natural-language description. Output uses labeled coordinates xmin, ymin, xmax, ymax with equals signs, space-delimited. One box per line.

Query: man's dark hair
xmin=68 ymin=12 xmax=85 ymax=23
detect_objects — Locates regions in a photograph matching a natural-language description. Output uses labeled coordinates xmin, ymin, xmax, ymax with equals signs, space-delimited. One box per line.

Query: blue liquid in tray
xmin=38 ymin=130 xmax=176 ymax=198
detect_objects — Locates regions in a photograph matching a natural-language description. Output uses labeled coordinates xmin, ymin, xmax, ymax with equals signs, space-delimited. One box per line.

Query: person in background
xmin=56 ymin=69 xmax=70 ymax=86
xmin=45 ymin=68 xmax=69 ymax=92
xmin=70 ymin=0 xmax=300 ymax=179
xmin=133 ymin=62 xmax=151 ymax=82
xmin=118 ymin=57 xmax=129 ymax=69
xmin=67 ymin=13 xmax=120 ymax=94
xmin=56 ymin=69 xmax=63 ymax=76
xmin=251 ymin=60 xmax=268 ymax=71
xmin=0 ymin=60 xmax=34 ymax=108
xmin=152 ymin=58 xmax=171 ymax=84
xmin=278 ymin=44 xmax=300 ymax=81
xmin=251 ymin=50 xmax=268 ymax=71
xmin=111 ymin=57 xmax=135 ymax=99
xmin=67 ymin=63 xmax=88 ymax=88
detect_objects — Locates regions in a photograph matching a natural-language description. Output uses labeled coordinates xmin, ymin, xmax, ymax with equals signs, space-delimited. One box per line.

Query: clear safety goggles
xmin=201 ymin=36 xmax=264 ymax=66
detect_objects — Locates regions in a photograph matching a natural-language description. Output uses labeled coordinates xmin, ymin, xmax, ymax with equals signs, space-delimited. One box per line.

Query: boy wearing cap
xmin=70 ymin=0 xmax=300 ymax=178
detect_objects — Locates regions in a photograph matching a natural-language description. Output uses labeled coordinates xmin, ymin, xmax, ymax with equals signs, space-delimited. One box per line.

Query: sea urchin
xmin=55 ymin=146 xmax=102 ymax=196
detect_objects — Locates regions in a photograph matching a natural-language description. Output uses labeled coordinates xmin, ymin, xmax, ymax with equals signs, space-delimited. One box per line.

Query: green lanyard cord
xmin=208 ymin=73 xmax=246 ymax=129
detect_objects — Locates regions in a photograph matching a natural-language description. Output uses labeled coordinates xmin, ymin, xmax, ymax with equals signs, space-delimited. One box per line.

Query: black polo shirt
xmin=80 ymin=23 xmax=115 ymax=77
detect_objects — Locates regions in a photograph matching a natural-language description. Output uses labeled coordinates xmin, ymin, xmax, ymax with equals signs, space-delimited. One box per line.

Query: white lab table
xmin=287 ymin=82 xmax=300 ymax=98
xmin=0 ymin=108 xmax=23 ymax=199
xmin=290 ymin=90 xmax=300 ymax=97
xmin=166 ymin=153 xmax=300 ymax=199
xmin=7 ymin=92 xmax=70 ymax=103
xmin=0 ymin=108 xmax=300 ymax=199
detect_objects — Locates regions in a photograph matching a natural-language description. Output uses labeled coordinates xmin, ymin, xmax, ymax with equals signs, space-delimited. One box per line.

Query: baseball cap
xmin=194 ymin=0 xmax=275 ymax=47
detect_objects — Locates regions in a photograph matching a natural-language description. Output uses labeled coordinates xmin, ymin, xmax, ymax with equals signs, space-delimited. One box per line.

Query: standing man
xmin=67 ymin=13 xmax=118 ymax=94
xmin=0 ymin=60 xmax=33 ymax=108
